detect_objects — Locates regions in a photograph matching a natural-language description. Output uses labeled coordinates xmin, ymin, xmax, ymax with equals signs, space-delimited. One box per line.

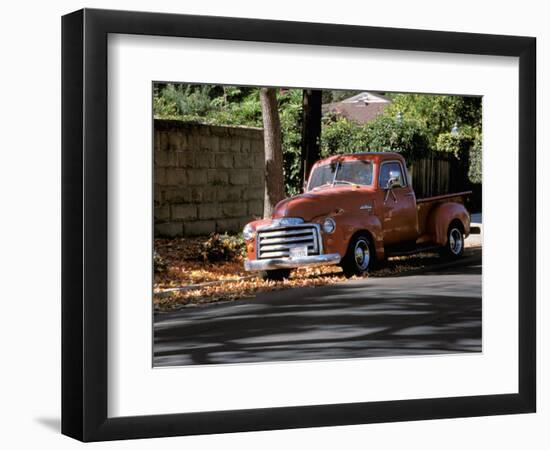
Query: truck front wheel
xmin=261 ymin=269 xmax=291 ymax=281
xmin=340 ymin=233 xmax=373 ymax=278
xmin=442 ymin=222 xmax=465 ymax=258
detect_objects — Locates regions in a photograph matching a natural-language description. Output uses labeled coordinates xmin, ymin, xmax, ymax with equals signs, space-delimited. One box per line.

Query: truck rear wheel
xmin=442 ymin=222 xmax=464 ymax=258
xmin=340 ymin=233 xmax=373 ymax=278
xmin=260 ymin=269 xmax=291 ymax=281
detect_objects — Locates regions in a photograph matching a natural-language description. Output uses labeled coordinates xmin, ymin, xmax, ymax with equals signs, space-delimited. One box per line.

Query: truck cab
xmin=243 ymin=152 xmax=470 ymax=280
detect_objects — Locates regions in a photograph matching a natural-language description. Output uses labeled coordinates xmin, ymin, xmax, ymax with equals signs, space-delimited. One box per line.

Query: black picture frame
xmin=62 ymin=8 xmax=536 ymax=442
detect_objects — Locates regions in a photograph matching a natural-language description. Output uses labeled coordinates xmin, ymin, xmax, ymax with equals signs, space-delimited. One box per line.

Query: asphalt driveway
xmin=154 ymin=256 xmax=482 ymax=367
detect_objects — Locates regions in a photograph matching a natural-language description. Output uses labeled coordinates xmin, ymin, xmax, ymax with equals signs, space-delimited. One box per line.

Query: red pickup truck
xmin=243 ymin=152 xmax=471 ymax=280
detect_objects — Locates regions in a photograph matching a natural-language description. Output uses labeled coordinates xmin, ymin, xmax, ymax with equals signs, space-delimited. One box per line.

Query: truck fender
xmin=427 ymin=202 xmax=471 ymax=246
xmin=337 ymin=214 xmax=385 ymax=261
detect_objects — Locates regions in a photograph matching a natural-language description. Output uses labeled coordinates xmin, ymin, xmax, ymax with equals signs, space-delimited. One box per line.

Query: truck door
xmin=378 ymin=160 xmax=418 ymax=245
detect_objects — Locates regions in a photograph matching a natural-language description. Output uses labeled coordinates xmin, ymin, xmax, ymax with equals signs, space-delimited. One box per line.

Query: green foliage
xmin=153 ymin=84 xmax=483 ymax=197
xmin=153 ymin=84 xmax=263 ymax=127
xmin=320 ymin=115 xmax=369 ymax=157
xmin=436 ymin=132 xmax=474 ymax=160
xmin=161 ymin=84 xmax=216 ymax=117
xmin=468 ymin=134 xmax=482 ymax=184
xmin=385 ymin=94 xmax=482 ymax=147
xmin=320 ymin=114 xmax=429 ymax=161
xmin=153 ymin=93 xmax=178 ymax=117
xmin=383 ymin=93 xmax=483 ymax=183
xmin=363 ymin=116 xmax=430 ymax=161
xmin=209 ymin=89 xmax=263 ymax=127
xmin=278 ymin=89 xmax=304 ymax=196
xmin=154 ymin=84 xmax=303 ymax=194
xmin=436 ymin=126 xmax=482 ymax=184
xmin=201 ymin=233 xmax=245 ymax=262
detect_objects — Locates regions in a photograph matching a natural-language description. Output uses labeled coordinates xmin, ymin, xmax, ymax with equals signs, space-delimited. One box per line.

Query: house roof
xmin=323 ymin=92 xmax=391 ymax=124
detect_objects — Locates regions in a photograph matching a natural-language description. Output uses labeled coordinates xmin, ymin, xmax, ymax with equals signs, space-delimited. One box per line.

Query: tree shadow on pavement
xmin=154 ymin=265 xmax=481 ymax=367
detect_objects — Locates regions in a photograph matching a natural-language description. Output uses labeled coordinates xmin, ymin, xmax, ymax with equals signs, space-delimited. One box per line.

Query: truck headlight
xmin=322 ymin=218 xmax=336 ymax=234
xmin=243 ymin=224 xmax=255 ymax=241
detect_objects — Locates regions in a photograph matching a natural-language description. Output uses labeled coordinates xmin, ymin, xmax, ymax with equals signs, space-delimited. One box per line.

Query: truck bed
xmin=416 ymin=191 xmax=472 ymax=239
xmin=416 ymin=191 xmax=472 ymax=205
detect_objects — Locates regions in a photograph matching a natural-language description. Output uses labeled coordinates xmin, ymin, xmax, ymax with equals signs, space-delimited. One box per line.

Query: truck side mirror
xmin=386 ymin=172 xmax=402 ymax=189
xmin=384 ymin=170 xmax=401 ymax=202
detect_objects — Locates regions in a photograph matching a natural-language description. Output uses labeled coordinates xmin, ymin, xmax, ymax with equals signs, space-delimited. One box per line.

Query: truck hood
xmin=272 ymin=186 xmax=372 ymax=221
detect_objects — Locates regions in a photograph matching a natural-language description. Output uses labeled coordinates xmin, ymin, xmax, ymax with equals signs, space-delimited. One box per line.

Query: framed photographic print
xmin=61 ymin=8 xmax=536 ymax=442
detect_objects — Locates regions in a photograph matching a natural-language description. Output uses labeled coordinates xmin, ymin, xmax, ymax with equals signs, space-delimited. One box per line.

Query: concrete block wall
xmin=154 ymin=119 xmax=265 ymax=237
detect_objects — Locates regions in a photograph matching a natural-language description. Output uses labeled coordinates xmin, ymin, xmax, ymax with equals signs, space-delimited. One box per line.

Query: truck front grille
xmin=257 ymin=225 xmax=321 ymax=259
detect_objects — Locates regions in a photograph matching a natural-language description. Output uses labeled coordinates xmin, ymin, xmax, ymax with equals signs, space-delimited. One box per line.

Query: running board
xmin=385 ymin=245 xmax=440 ymax=258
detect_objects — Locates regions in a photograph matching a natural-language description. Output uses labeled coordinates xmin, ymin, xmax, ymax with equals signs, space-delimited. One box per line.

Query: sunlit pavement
xmin=154 ymin=253 xmax=482 ymax=367
xmin=465 ymin=212 xmax=482 ymax=248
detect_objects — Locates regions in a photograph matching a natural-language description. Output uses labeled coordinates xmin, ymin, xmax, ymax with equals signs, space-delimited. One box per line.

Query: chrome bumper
xmin=244 ymin=253 xmax=341 ymax=271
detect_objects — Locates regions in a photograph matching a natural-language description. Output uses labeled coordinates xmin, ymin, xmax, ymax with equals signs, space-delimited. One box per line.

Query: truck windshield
xmin=308 ymin=160 xmax=373 ymax=191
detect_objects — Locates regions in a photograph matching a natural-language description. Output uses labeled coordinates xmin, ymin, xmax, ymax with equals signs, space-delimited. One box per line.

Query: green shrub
xmin=385 ymin=94 xmax=482 ymax=147
xmin=279 ymin=90 xmax=304 ymax=196
xmin=436 ymin=131 xmax=473 ymax=160
xmin=436 ymin=127 xmax=482 ymax=184
xmin=363 ymin=116 xmax=430 ymax=161
xmin=321 ymin=115 xmax=369 ymax=156
xmin=320 ymin=115 xmax=429 ymax=161
xmin=468 ymin=133 xmax=482 ymax=184
xmin=161 ymin=84 xmax=215 ymax=117
xmin=201 ymin=233 xmax=245 ymax=262
xmin=153 ymin=84 xmax=483 ymax=195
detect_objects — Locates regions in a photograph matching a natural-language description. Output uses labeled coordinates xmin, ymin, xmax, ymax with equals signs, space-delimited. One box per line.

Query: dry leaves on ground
xmin=153 ymin=237 xmax=460 ymax=310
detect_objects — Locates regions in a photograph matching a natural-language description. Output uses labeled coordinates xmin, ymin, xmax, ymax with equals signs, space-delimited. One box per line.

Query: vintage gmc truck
xmin=243 ymin=152 xmax=471 ymax=280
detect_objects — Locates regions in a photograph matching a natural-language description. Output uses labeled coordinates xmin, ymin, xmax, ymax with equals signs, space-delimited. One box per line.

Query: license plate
xmin=289 ymin=246 xmax=308 ymax=258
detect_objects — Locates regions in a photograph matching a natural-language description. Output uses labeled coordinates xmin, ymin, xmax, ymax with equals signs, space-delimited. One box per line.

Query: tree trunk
xmin=260 ymin=88 xmax=285 ymax=218
xmin=300 ymin=89 xmax=322 ymax=188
